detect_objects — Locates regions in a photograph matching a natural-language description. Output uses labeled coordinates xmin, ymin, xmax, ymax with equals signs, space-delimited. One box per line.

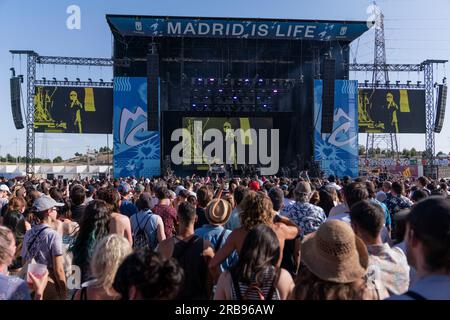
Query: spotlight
xmin=76 ymin=78 xmax=80 ymax=82
xmin=386 ymin=81 xmax=390 ymax=86
xmin=375 ymin=80 xmax=380 ymax=87
xmin=52 ymin=77 xmax=57 ymax=82
xmin=364 ymin=80 xmax=369 ymax=87
xmin=417 ymin=81 xmax=422 ymax=86
xmin=88 ymin=78 xmax=92 ymax=82
xmin=64 ymin=77 xmax=68 ymax=82
xmin=407 ymin=80 xmax=412 ymax=86
xmin=100 ymin=79 xmax=104 ymax=82
xmin=396 ymin=81 xmax=400 ymax=86
xmin=42 ymin=77 xmax=46 ymax=82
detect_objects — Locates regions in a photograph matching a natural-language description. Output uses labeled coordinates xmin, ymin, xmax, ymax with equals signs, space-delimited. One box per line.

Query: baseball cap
xmin=33 ymin=195 xmax=64 ymax=212
xmin=248 ymin=181 xmax=260 ymax=191
xmin=175 ymin=185 xmax=186 ymax=196
xmin=135 ymin=184 xmax=145 ymax=193
xmin=0 ymin=184 xmax=11 ymax=194
xmin=118 ymin=184 xmax=132 ymax=194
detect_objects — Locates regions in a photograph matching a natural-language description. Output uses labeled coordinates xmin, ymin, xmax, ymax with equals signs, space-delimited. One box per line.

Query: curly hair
xmin=239 ymin=191 xmax=274 ymax=231
xmin=6 ymin=196 xmax=26 ymax=213
xmin=90 ymin=234 xmax=132 ymax=298
xmin=0 ymin=226 xmax=14 ymax=265
xmin=113 ymin=249 xmax=184 ymax=300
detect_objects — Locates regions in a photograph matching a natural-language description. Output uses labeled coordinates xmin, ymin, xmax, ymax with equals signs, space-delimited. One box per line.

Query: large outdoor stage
xmin=107 ymin=15 xmax=369 ymax=178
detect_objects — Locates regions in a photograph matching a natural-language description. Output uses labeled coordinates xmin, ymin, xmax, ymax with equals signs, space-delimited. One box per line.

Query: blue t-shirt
xmin=0 ymin=274 xmax=31 ymax=300
xmin=194 ymin=224 xmax=237 ymax=272
xmin=119 ymin=199 xmax=138 ymax=218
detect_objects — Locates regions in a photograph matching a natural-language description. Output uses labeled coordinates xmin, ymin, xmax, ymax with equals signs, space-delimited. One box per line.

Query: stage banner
xmin=113 ymin=77 xmax=160 ymax=178
xmin=107 ymin=16 xmax=369 ymax=42
xmin=34 ymin=86 xmax=112 ymax=133
xmin=358 ymin=89 xmax=426 ymax=133
xmin=314 ymin=80 xmax=359 ymax=178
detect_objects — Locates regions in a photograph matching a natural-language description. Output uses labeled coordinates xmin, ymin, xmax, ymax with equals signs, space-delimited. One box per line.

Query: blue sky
xmin=0 ymin=0 xmax=449 ymax=159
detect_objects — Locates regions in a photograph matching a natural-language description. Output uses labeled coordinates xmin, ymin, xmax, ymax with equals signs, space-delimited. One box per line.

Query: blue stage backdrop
xmin=113 ymin=77 xmax=160 ymax=178
xmin=314 ymin=80 xmax=359 ymax=178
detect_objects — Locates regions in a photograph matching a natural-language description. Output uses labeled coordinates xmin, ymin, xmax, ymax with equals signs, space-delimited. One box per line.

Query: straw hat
xmin=205 ymin=199 xmax=232 ymax=225
xmin=301 ymin=220 xmax=369 ymax=284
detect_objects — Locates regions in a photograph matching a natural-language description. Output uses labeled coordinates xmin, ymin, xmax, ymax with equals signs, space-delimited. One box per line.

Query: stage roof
xmin=106 ymin=14 xmax=370 ymax=42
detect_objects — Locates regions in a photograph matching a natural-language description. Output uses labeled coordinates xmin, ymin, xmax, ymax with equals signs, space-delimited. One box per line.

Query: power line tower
xmin=365 ymin=2 xmax=399 ymax=164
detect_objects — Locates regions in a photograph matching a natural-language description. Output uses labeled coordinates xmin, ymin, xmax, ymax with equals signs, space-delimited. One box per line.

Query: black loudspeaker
xmin=434 ymin=84 xmax=447 ymax=133
xmin=10 ymin=76 xmax=24 ymax=129
xmin=147 ymin=45 xmax=160 ymax=132
xmin=321 ymin=59 xmax=335 ymax=134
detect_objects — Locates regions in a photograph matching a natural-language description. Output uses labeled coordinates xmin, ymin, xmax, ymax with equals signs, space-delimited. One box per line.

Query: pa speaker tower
xmin=321 ymin=59 xmax=335 ymax=134
xmin=147 ymin=43 xmax=159 ymax=132
xmin=434 ymin=84 xmax=447 ymax=133
xmin=10 ymin=72 xmax=24 ymax=130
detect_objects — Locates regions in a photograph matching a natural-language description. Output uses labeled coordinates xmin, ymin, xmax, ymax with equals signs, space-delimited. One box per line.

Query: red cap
xmin=249 ymin=181 xmax=260 ymax=191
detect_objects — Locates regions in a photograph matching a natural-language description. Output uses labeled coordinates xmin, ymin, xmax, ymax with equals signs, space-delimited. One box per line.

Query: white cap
xmin=0 ymin=184 xmax=11 ymax=194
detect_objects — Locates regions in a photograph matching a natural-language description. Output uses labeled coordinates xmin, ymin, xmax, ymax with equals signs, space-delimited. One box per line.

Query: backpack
xmin=132 ymin=214 xmax=153 ymax=250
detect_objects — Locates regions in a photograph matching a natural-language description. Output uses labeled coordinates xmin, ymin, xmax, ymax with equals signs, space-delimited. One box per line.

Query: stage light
xmin=218 ymin=89 xmax=223 ymax=93
xmin=64 ymin=77 xmax=68 ymax=82
xmin=375 ymin=80 xmax=380 ymax=87
xmin=273 ymin=89 xmax=278 ymax=93
xmin=443 ymin=77 xmax=447 ymax=84
xmin=76 ymin=78 xmax=80 ymax=82
xmin=364 ymin=80 xmax=369 ymax=87
xmin=417 ymin=81 xmax=422 ymax=86
xmin=88 ymin=78 xmax=92 ymax=82
xmin=233 ymin=96 xmax=238 ymax=100
xmin=386 ymin=81 xmax=390 ymax=86
xmin=407 ymin=80 xmax=411 ymax=86
xmin=396 ymin=81 xmax=400 ymax=86
xmin=52 ymin=77 xmax=57 ymax=82
xmin=42 ymin=77 xmax=46 ymax=82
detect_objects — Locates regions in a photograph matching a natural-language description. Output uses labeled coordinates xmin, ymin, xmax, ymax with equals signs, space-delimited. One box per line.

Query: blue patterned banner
xmin=113 ymin=77 xmax=160 ymax=178
xmin=107 ymin=15 xmax=369 ymax=42
xmin=314 ymin=80 xmax=359 ymax=178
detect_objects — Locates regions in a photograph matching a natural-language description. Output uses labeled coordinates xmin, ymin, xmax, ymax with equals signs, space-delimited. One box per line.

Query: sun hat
xmin=295 ymin=181 xmax=312 ymax=194
xmin=205 ymin=198 xmax=232 ymax=225
xmin=301 ymin=220 xmax=369 ymax=284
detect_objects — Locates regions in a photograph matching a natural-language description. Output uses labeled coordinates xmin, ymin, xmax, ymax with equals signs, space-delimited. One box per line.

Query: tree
xmin=75 ymin=152 xmax=82 ymax=157
xmin=53 ymin=156 xmax=63 ymax=163
xmin=6 ymin=154 xmax=14 ymax=163
xmin=410 ymin=148 xmax=417 ymax=157
xmin=437 ymin=151 xmax=445 ymax=156
xmin=402 ymin=149 xmax=411 ymax=158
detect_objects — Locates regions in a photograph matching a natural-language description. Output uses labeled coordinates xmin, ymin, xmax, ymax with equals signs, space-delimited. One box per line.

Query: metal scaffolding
xmin=9 ymin=50 xmax=114 ymax=176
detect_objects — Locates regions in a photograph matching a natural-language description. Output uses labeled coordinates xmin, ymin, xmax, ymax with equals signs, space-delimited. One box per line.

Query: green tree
xmin=75 ymin=152 xmax=82 ymax=157
xmin=53 ymin=156 xmax=63 ymax=163
xmin=358 ymin=145 xmax=366 ymax=156
xmin=410 ymin=148 xmax=417 ymax=157
xmin=437 ymin=151 xmax=444 ymax=156
xmin=6 ymin=154 xmax=14 ymax=163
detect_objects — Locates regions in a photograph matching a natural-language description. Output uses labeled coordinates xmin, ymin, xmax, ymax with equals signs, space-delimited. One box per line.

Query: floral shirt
xmin=280 ymin=202 xmax=326 ymax=238
xmin=383 ymin=194 xmax=411 ymax=219
xmin=366 ymin=243 xmax=410 ymax=296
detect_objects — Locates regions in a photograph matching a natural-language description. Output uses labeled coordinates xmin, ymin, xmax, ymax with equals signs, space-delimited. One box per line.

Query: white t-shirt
xmin=327 ymin=212 xmax=351 ymax=224
xmin=328 ymin=203 xmax=348 ymax=217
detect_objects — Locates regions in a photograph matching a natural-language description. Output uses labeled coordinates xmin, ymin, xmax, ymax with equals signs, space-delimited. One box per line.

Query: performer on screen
xmin=223 ymin=121 xmax=237 ymax=172
xmin=68 ymin=90 xmax=83 ymax=133
xmin=384 ymin=92 xmax=399 ymax=133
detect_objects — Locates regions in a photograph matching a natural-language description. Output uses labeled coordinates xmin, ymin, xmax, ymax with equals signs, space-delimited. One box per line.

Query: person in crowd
xmin=152 ymin=186 xmax=178 ymax=238
xmin=118 ymin=184 xmax=138 ymax=217
xmin=350 ymin=200 xmax=409 ymax=296
xmin=84 ymin=185 xmax=96 ymax=205
xmin=268 ymin=187 xmax=285 ymax=215
xmin=113 ymin=249 xmax=183 ymax=300
xmin=133 ymin=184 xmax=145 ymax=205
xmin=225 ymin=186 xmax=248 ymax=231
xmin=416 ymin=176 xmax=431 ymax=196
xmin=0 ymin=226 xmax=49 ymax=300
xmin=194 ymin=186 xmax=212 ymax=229
xmin=326 ymin=175 xmax=342 ymax=192
xmin=195 ymin=199 xmax=236 ymax=272
xmin=389 ymin=197 xmax=450 ymax=300
xmin=383 ymin=181 xmax=412 ymax=225
xmin=21 ymin=196 xmax=66 ymax=299
xmin=366 ymin=181 xmax=391 ymax=232
xmin=157 ymin=202 xmax=215 ymax=299
xmin=70 ymin=200 xmax=111 ymax=283
xmin=214 ymin=224 xmax=294 ymax=300
xmin=96 ymin=188 xmax=133 ymax=245
xmin=2 ymin=204 xmax=28 ymax=274
xmin=411 ymin=189 xmax=428 ymax=203
xmin=376 ymin=181 xmax=392 ymax=203
xmin=328 ymin=182 xmax=369 ymax=224
xmin=72 ymin=234 xmax=132 ymax=300
xmin=317 ymin=188 xmax=335 ymax=217
xmin=210 ymin=191 xmax=298 ymax=272
xmin=70 ymin=185 xmax=86 ymax=223
xmin=280 ymin=181 xmax=326 ymax=238
xmin=309 ymin=190 xmax=320 ymax=206
xmin=131 ymin=193 xmax=166 ymax=251
xmin=291 ymin=220 xmax=384 ymax=300
xmin=0 ymin=184 xmax=11 ymax=224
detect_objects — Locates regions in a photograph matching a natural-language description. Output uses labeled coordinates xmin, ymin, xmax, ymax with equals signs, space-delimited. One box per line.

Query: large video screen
xmin=358 ymin=89 xmax=426 ymax=133
xmin=34 ymin=86 xmax=113 ymax=134
xmin=181 ymin=117 xmax=273 ymax=166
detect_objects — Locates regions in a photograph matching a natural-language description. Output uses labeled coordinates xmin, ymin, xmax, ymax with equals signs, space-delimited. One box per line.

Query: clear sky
xmin=0 ymin=0 xmax=449 ymax=160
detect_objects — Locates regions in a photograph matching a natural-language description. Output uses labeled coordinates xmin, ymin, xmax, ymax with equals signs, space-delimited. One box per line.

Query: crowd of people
xmin=0 ymin=173 xmax=449 ymax=300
